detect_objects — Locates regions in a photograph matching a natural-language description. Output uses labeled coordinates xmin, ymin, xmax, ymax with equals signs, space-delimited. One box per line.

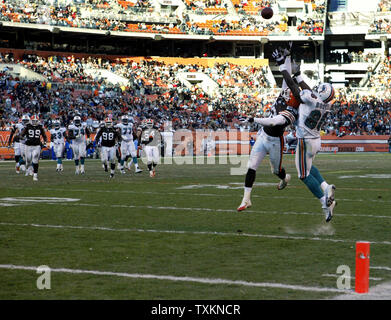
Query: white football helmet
xmin=316 ymin=83 xmax=335 ymax=103
xmin=73 ymin=116 xmax=82 ymax=127
xmin=53 ymin=120 xmax=61 ymax=129
xmin=121 ymin=115 xmax=128 ymax=125
xmin=21 ymin=114 xmax=30 ymax=125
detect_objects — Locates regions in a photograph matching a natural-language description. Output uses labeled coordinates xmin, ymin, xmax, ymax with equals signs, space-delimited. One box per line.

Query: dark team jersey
xmin=22 ymin=124 xmax=47 ymax=146
xmin=263 ymin=105 xmax=299 ymax=138
xmin=95 ymin=127 xmax=120 ymax=147
xmin=140 ymin=127 xmax=161 ymax=147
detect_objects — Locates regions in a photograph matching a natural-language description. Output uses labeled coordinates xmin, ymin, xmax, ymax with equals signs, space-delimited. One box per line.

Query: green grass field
xmin=0 ymin=153 xmax=390 ymax=300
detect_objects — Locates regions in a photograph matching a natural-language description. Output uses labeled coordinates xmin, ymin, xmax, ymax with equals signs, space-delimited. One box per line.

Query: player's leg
xmin=145 ymin=146 xmax=154 ymax=177
xmin=72 ymin=143 xmax=80 ymax=174
xmin=79 ymin=143 xmax=86 ymax=174
xmin=129 ymin=141 xmax=142 ymax=173
xmin=18 ymin=143 xmax=27 ymax=172
xmin=32 ymin=146 xmax=41 ymax=181
xmin=151 ymin=146 xmax=159 ymax=176
xmin=55 ymin=144 xmax=63 ymax=172
xmin=119 ymin=142 xmax=128 ymax=173
xmin=296 ymin=138 xmax=335 ymax=222
xmin=238 ymin=136 xmax=268 ymax=211
xmin=108 ymin=147 xmax=116 ymax=178
xmin=14 ymin=142 xmax=21 ymax=173
xmin=24 ymin=146 xmax=33 ymax=177
xmin=269 ymin=136 xmax=291 ymax=190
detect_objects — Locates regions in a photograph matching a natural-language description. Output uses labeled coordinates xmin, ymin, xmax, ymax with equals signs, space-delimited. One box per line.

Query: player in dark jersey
xmin=94 ymin=117 xmax=121 ymax=178
xmin=20 ymin=115 xmax=48 ymax=181
xmin=237 ymin=49 xmax=299 ymax=211
xmin=138 ymin=119 xmax=161 ymax=177
xmin=8 ymin=115 xmax=30 ymax=173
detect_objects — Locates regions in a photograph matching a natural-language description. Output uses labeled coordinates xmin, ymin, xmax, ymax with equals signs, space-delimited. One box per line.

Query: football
xmin=261 ymin=7 xmax=273 ymax=19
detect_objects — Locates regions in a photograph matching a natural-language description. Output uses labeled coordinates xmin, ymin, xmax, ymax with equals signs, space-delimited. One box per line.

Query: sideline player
xmin=50 ymin=120 xmax=67 ymax=172
xmin=94 ymin=117 xmax=121 ymax=178
xmin=116 ymin=115 xmax=142 ymax=174
xmin=8 ymin=114 xmax=30 ymax=173
xmin=274 ymin=48 xmax=336 ymax=222
xmin=138 ymin=119 xmax=161 ymax=177
xmin=67 ymin=115 xmax=90 ymax=175
xmin=237 ymin=48 xmax=298 ymax=211
xmin=20 ymin=115 xmax=48 ymax=181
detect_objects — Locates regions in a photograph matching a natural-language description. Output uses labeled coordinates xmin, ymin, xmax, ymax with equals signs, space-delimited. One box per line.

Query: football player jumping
xmin=67 ymin=115 xmax=90 ymax=175
xmin=274 ymin=48 xmax=336 ymax=222
xmin=237 ymin=48 xmax=298 ymax=212
xmin=50 ymin=120 xmax=67 ymax=172
xmin=116 ymin=115 xmax=142 ymax=174
xmin=20 ymin=115 xmax=48 ymax=181
xmin=94 ymin=117 xmax=121 ymax=179
xmin=138 ymin=119 xmax=161 ymax=177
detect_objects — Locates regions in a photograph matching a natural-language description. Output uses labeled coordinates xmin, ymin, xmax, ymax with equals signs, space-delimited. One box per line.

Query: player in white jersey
xmin=67 ymin=115 xmax=90 ymax=174
xmin=8 ymin=114 xmax=30 ymax=173
xmin=138 ymin=119 xmax=161 ymax=177
xmin=50 ymin=120 xmax=67 ymax=172
xmin=275 ymin=48 xmax=336 ymax=222
xmin=116 ymin=115 xmax=142 ymax=174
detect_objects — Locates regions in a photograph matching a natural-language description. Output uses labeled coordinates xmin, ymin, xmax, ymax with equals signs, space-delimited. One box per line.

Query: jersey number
xmin=304 ymin=110 xmax=327 ymax=130
xmin=102 ymin=132 xmax=114 ymax=141
xmin=28 ymin=129 xmax=41 ymax=139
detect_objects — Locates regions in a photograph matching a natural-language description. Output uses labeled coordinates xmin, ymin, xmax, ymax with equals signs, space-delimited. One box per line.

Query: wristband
xmin=295 ymin=75 xmax=304 ymax=83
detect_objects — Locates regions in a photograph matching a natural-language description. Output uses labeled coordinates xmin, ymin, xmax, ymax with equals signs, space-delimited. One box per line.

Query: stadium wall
xmin=0 ymin=132 xmax=389 ymax=160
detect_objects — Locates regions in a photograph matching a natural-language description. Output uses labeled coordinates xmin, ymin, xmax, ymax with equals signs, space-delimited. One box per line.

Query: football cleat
xmin=16 ymin=166 xmax=20 ymax=174
xmin=237 ymin=199 xmax=252 ymax=212
xmin=104 ymin=164 xmax=108 ymax=172
xmin=149 ymin=170 xmax=155 ymax=178
xmin=120 ymin=169 xmax=126 ymax=174
xmin=135 ymin=168 xmax=143 ymax=174
xmin=325 ymin=184 xmax=336 ymax=207
xmin=75 ymin=168 xmax=80 ymax=175
xmin=80 ymin=170 xmax=85 ymax=175
xmin=277 ymin=174 xmax=291 ymax=190
xmin=33 ymin=174 xmax=38 ymax=181
xmin=324 ymin=200 xmax=336 ymax=223
xmin=110 ymin=173 xmax=114 ymax=179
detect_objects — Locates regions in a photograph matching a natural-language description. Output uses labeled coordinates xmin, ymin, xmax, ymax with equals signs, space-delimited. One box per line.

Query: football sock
xmin=152 ymin=162 xmax=157 ymax=168
xmin=310 ymin=166 xmax=325 ymax=185
xmin=245 ymin=169 xmax=256 ymax=188
xmin=33 ymin=163 xmax=39 ymax=174
xmin=133 ymin=157 xmax=138 ymax=165
xmin=147 ymin=163 xmax=152 ymax=171
xmin=243 ymin=187 xmax=252 ymax=200
xmin=75 ymin=159 xmax=79 ymax=166
xmin=320 ymin=196 xmax=327 ymax=208
xmin=301 ymin=174 xmax=324 ymax=199
xmin=15 ymin=155 xmax=20 ymax=164
xmin=320 ymin=181 xmax=330 ymax=192
xmin=276 ymin=167 xmax=286 ymax=180
xmin=80 ymin=157 xmax=85 ymax=165
xmin=57 ymin=158 xmax=62 ymax=165
xmin=110 ymin=163 xmax=115 ymax=174
xmin=18 ymin=158 xmax=25 ymax=165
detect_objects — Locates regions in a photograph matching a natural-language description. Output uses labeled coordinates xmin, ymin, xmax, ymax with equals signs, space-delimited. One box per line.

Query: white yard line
xmin=0 ymin=264 xmax=347 ymax=293
xmin=1 ymin=221 xmax=391 ymax=245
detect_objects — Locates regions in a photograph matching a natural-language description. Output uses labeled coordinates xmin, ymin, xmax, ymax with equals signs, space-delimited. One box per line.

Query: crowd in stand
xmin=1 ymin=51 xmax=391 ymax=136
xmin=0 ymin=0 xmax=326 ymax=36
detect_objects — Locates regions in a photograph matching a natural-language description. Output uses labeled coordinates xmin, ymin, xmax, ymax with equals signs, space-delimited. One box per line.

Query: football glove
xmin=272 ymin=49 xmax=286 ymax=66
xmin=247 ymin=117 xmax=254 ymax=123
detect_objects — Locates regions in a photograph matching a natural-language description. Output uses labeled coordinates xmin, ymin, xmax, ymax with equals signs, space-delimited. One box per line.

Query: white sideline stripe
xmin=371 ymin=266 xmax=391 ymax=271
xmin=18 ymin=187 xmax=391 ymax=205
xmin=322 ymin=274 xmax=383 ymax=281
xmin=53 ymin=202 xmax=391 ymax=220
xmin=2 ymin=221 xmax=391 ymax=245
xmin=0 ymin=264 xmax=347 ymax=293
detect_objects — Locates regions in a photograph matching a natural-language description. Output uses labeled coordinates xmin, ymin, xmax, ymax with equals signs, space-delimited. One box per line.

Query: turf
xmin=0 ymin=153 xmax=390 ymax=299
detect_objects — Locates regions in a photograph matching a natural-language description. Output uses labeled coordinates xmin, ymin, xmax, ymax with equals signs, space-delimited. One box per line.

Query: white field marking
xmin=0 ymin=264 xmax=347 ymax=293
xmin=8 ymin=186 xmax=391 ymax=205
xmin=46 ymin=202 xmax=391 ymax=221
xmin=339 ymin=174 xmax=391 ymax=179
xmin=2 ymin=221 xmax=391 ymax=246
xmin=371 ymin=266 xmax=391 ymax=272
xmin=0 ymin=197 xmax=80 ymax=203
xmin=321 ymin=274 xmax=383 ymax=281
